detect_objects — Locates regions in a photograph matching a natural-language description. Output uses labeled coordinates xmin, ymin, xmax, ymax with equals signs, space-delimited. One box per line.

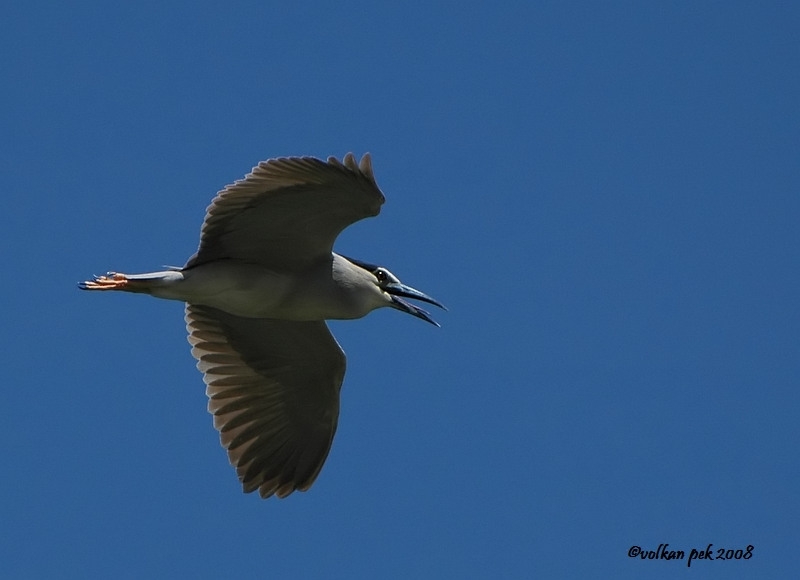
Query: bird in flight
xmin=80 ymin=153 xmax=444 ymax=498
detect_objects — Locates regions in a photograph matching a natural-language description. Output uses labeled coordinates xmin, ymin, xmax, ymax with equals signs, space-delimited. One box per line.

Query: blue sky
xmin=2 ymin=2 xmax=798 ymax=578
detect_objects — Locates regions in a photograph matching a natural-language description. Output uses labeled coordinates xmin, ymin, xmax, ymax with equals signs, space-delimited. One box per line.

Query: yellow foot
xmin=79 ymin=272 xmax=129 ymax=291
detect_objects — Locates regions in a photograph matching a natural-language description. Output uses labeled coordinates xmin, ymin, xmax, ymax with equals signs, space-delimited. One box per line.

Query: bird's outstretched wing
xmin=185 ymin=153 xmax=384 ymax=271
xmin=185 ymin=304 xmax=346 ymax=498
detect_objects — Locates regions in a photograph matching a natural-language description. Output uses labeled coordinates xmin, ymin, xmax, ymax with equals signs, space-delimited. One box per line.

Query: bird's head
xmin=343 ymin=256 xmax=446 ymax=326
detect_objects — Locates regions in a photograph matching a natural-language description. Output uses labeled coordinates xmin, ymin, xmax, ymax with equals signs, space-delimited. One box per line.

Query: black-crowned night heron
xmin=80 ymin=153 xmax=444 ymax=498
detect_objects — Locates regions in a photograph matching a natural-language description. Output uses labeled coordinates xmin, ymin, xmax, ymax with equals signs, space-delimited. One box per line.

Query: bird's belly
xmin=163 ymin=261 xmax=369 ymax=320
xmin=152 ymin=262 xmax=291 ymax=318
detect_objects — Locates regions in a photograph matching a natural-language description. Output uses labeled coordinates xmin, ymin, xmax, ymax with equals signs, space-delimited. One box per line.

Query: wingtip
xmin=342 ymin=152 xmax=357 ymax=171
xmin=328 ymin=152 xmax=377 ymax=185
xmin=358 ymin=153 xmax=374 ymax=181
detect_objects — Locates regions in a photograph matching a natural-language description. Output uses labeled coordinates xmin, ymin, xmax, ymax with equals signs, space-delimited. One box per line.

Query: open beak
xmin=385 ymin=283 xmax=446 ymax=327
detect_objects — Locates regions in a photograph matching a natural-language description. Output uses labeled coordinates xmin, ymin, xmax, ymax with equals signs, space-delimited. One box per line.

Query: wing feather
xmin=185 ymin=304 xmax=346 ymax=498
xmin=185 ymin=153 xmax=384 ymax=270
